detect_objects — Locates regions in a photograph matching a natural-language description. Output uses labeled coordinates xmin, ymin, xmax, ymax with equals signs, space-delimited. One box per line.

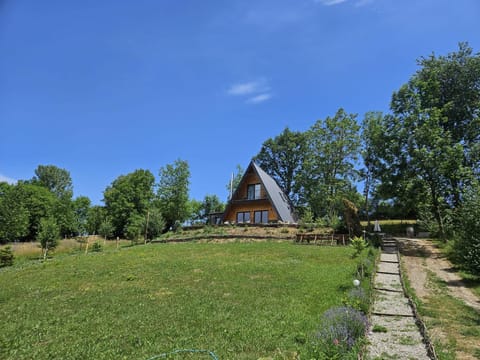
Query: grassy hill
xmin=0 ymin=241 xmax=360 ymax=359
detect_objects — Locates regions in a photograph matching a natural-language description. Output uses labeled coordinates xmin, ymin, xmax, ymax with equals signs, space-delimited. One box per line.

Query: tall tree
xmin=0 ymin=183 xmax=29 ymax=243
xmin=103 ymin=169 xmax=155 ymax=237
xmin=30 ymin=165 xmax=77 ymax=237
xmin=382 ymin=43 xmax=480 ymax=235
xmin=189 ymin=195 xmax=225 ymax=224
xmin=37 ymin=217 xmax=60 ymax=260
xmin=157 ymin=159 xmax=190 ymax=230
xmin=86 ymin=205 xmax=106 ymax=235
xmin=31 ymin=165 xmax=73 ymax=200
xmin=254 ymin=127 xmax=307 ymax=205
xmin=302 ymin=108 xmax=361 ymax=220
xmin=72 ymin=196 xmax=91 ymax=236
xmin=16 ymin=182 xmax=57 ymax=241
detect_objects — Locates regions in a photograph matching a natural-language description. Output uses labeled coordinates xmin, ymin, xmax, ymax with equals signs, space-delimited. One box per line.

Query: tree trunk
xmin=43 ymin=244 xmax=48 ymax=261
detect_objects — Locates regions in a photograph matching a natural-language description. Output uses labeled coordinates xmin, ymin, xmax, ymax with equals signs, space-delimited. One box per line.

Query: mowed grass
xmin=0 ymin=241 xmax=358 ymax=360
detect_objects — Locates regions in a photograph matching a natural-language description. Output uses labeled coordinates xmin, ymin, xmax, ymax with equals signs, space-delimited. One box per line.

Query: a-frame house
xmin=222 ymin=161 xmax=297 ymax=224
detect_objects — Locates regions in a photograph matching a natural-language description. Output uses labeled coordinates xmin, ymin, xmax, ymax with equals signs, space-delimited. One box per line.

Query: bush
xmin=342 ymin=287 xmax=369 ymax=313
xmin=367 ymin=233 xmax=382 ymax=248
xmin=306 ymin=306 xmax=368 ymax=359
xmin=350 ymin=236 xmax=367 ymax=258
xmin=0 ymin=246 xmax=14 ymax=268
xmin=37 ymin=217 xmax=60 ymax=260
xmin=356 ymin=256 xmax=373 ymax=279
xmin=453 ymin=185 xmax=480 ymax=275
xmin=90 ymin=242 xmax=103 ymax=252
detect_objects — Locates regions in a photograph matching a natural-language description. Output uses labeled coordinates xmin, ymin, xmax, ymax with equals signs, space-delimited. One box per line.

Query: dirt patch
xmin=398 ymin=238 xmax=480 ymax=311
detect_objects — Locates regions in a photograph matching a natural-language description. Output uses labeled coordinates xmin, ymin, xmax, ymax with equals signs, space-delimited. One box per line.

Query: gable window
xmin=247 ymin=184 xmax=261 ymax=200
xmin=236 ymin=211 xmax=250 ymax=223
xmin=254 ymin=210 xmax=269 ymax=224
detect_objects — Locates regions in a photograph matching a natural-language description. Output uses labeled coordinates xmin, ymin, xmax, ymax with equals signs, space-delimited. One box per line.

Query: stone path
xmin=366 ymin=238 xmax=431 ymax=359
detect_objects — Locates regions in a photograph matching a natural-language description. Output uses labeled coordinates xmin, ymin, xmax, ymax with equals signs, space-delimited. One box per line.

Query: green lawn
xmin=0 ymin=241 xmax=359 ymax=360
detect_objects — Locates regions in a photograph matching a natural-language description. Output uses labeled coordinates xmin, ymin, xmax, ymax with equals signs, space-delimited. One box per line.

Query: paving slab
xmin=380 ymin=253 xmax=399 ymax=263
xmin=377 ymin=261 xmax=400 ymax=274
xmin=372 ymin=290 xmax=414 ymax=316
xmin=374 ymin=272 xmax=403 ymax=292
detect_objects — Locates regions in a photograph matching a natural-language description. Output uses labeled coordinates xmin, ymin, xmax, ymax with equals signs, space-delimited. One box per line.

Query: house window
xmin=247 ymin=184 xmax=261 ymax=200
xmin=254 ymin=210 xmax=269 ymax=224
xmin=236 ymin=211 xmax=250 ymax=223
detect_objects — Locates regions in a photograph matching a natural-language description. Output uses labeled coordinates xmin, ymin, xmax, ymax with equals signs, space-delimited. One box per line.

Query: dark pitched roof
xmin=251 ymin=162 xmax=297 ymax=223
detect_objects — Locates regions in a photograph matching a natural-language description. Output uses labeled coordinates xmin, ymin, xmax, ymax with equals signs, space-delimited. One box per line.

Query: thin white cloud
xmin=227 ymin=78 xmax=273 ymax=105
xmin=314 ymin=0 xmax=348 ymax=6
xmin=247 ymin=93 xmax=272 ymax=104
xmin=0 ymin=173 xmax=17 ymax=184
xmin=227 ymin=80 xmax=270 ymax=96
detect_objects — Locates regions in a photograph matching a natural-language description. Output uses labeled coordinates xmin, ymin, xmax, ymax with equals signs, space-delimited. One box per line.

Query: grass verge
xmin=401 ymin=257 xmax=480 ymax=360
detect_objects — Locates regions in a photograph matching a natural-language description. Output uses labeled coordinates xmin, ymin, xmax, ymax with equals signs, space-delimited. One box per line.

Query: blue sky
xmin=1 ymin=0 xmax=479 ymax=205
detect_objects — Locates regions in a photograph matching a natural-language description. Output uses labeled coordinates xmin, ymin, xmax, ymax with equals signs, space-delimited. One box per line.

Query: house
xmin=221 ymin=161 xmax=297 ymax=224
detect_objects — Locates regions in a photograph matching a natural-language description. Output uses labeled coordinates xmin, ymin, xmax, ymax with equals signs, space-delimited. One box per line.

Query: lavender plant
xmin=307 ymin=306 xmax=368 ymax=359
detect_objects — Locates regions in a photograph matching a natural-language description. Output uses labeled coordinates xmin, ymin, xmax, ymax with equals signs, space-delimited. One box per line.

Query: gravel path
xmin=366 ymin=241 xmax=431 ymax=359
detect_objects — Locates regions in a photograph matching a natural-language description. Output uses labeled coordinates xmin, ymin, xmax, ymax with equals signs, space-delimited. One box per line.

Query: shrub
xmin=307 ymin=306 xmax=368 ymax=359
xmin=368 ymin=233 xmax=382 ymax=248
xmin=0 ymin=246 xmax=14 ymax=268
xmin=453 ymin=185 xmax=480 ymax=275
xmin=37 ymin=217 xmax=60 ymax=260
xmin=350 ymin=236 xmax=367 ymax=257
xmin=90 ymin=242 xmax=103 ymax=252
xmin=356 ymin=256 xmax=373 ymax=279
xmin=342 ymin=287 xmax=369 ymax=313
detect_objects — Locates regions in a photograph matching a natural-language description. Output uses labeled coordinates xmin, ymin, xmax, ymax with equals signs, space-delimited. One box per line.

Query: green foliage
xmin=103 ymin=169 xmax=155 ymax=238
xmin=302 ymin=108 xmax=361 ymax=220
xmin=254 ymin=127 xmax=307 ymax=205
xmin=226 ymin=164 xmax=244 ymax=200
xmin=124 ymin=213 xmax=145 ymax=242
xmin=299 ymin=207 xmax=315 ymax=231
xmin=453 ymin=184 xmax=480 ymax=275
xmin=360 ymin=111 xmax=384 ymax=223
xmin=145 ymin=208 xmax=165 ymax=239
xmin=37 ymin=217 xmax=60 ymax=260
xmin=350 ymin=236 xmax=367 ymax=257
xmin=15 ymin=183 xmax=57 ymax=241
xmin=370 ymin=43 xmax=480 ymax=235
xmin=342 ymin=198 xmax=362 ymax=237
xmin=86 ymin=205 xmax=106 ymax=235
xmin=418 ymin=205 xmax=453 ymax=239
xmin=372 ymin=325 xmax=388 ymax=333
xmin=72 ymin=196 xmax=91 ymax=236
xmin=342 ymin=287 xmax=369 ymax=313
xmin=90 ymin=242 xmax=103 ymax=252
xmin=157 ymin=159 xmax=190 ymax=230
xmin=31 ymin=164 xmax=73 ymax=199
xmin=0 ymin=246 xmax=14 ymax=267
xmin=98 ymin=218 xmax=114 ymax=240
xmin=0 ymin=183 xmax=29 ymax=243
xmin=368 ymin=233 xmax=382 ymax=248
xmin=188 ymin=195 xmax=225 ymax=224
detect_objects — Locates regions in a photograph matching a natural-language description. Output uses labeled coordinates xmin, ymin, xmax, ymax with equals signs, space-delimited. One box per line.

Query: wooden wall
xmin=223 ymin=199 xmax=279 ymax=223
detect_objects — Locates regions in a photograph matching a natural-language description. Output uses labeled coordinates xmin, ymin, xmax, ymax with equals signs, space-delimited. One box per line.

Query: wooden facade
xmin=221 ymin=161 xmax=297 ymax=224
